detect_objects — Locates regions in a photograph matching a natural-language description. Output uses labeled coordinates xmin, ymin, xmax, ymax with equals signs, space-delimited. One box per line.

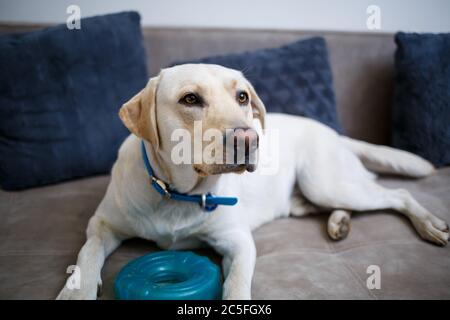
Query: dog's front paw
xmin=56 ymin=281 xmax=100 ymax=300
xmin=222 ymin=285 xmax=251 ymax=300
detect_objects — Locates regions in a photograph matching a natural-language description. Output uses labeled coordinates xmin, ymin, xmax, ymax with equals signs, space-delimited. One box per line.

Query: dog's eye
xmin=237 ymin=91 xmax=249 ymax=105
xmin=179 ymin=93 xmax=201 ymax=106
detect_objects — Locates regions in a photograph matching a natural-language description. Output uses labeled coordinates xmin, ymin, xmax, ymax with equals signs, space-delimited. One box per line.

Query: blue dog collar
xmin=141 ymin=141 xmax=238 ymax=211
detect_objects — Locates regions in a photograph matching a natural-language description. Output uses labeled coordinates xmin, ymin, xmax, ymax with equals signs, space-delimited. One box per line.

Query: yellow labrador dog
xmin=57 ymin=64 xmax=448 ymax=300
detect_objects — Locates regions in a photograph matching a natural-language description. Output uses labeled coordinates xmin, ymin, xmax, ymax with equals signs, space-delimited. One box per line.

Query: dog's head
xmin=119 ymin=64 xmax=266 ymax=176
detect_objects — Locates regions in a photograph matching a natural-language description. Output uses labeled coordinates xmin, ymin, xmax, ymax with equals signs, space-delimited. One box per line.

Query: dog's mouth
xmin=193 ymin=163 xmax=256 ymax=176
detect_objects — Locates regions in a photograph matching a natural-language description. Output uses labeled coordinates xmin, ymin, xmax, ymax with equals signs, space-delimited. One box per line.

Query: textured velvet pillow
xmin=0 ymin=12 xmax=148 ymax=190
xmin=392 ymin=32 xmax=450 ymax=167
xmin=172 ymin=37 xmax=341 ymax=132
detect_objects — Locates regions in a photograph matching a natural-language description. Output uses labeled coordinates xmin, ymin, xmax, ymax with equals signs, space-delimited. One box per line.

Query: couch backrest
xmin=0 ymin=24 xmax=396 ymax=145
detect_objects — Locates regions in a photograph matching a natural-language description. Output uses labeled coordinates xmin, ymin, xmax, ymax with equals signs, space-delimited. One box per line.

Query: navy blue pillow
xmin=0 ymin=12 xmax=148 ymax=190
xmin=172 ymin=37 xmax=341 ymax=132
xmin=392 ymin=32 xmax=450 ymax=167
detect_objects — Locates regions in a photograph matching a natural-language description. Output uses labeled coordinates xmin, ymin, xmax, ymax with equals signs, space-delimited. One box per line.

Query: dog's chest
xmin=132 ymin=200 xmax=207 ymax=249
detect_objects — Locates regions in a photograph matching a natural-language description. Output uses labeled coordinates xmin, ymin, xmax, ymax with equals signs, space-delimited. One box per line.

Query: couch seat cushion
xmin=0 ymin=169 xmax=449 ymax=299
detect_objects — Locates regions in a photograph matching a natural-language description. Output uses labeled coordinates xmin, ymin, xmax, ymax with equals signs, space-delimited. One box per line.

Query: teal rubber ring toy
xmin=114 ymin=251 xmax=222 ymax=300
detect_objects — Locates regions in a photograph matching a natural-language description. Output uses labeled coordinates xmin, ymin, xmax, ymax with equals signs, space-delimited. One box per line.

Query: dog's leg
xmin=290 ymin=187 xmax=352 ymax=240
xmin=205 ymin=229 xmax=256 ymax=300
xmin=381 ymin=188 xmax=449 ymax=246
xmin=289 ymin=189 xmax=322 ymax=217
xmin=327 ymin=210 xmax=351 ymax=240
xmin=300 ymin=178 xmax=449 ymax=246
xmin=56 ymin=216 xmax=123 ymax=299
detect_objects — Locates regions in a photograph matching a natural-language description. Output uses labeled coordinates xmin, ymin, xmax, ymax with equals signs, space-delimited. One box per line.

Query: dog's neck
xmin=142 ymin=139 xmax=210 ymax=194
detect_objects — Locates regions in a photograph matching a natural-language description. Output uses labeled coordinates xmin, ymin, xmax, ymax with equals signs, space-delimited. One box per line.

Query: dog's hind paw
xmin=327 ymin=210 xmax=351 ymax=241
xmin=413 ymin=215 xmax=449 ymax=247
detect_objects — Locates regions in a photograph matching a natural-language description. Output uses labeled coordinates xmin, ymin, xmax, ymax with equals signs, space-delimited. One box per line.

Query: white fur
xmin=57 ymin=65 xmax=448 ymax=300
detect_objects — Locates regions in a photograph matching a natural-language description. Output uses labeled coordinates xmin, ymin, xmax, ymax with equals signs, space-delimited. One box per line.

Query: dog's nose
xmin=233 ymin=127 xmax=259 ymax=151
xmin=225 ymin=127 xmax=259 ymax=166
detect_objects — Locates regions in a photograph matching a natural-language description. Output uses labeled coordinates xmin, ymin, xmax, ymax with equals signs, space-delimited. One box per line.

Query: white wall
xmin=0 ymin=0 xmax=449 ymax=33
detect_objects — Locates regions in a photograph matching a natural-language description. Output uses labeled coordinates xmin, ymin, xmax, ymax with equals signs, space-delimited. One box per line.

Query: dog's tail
xmin=340 ymin=136 xmax=435 ymax=178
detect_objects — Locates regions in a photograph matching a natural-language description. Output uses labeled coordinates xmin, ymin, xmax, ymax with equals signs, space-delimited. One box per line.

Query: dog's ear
xmin=119 ymin=76 xmax=160 ymax=148
xmin=246 ymin=80 xmax=266 ymax=130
